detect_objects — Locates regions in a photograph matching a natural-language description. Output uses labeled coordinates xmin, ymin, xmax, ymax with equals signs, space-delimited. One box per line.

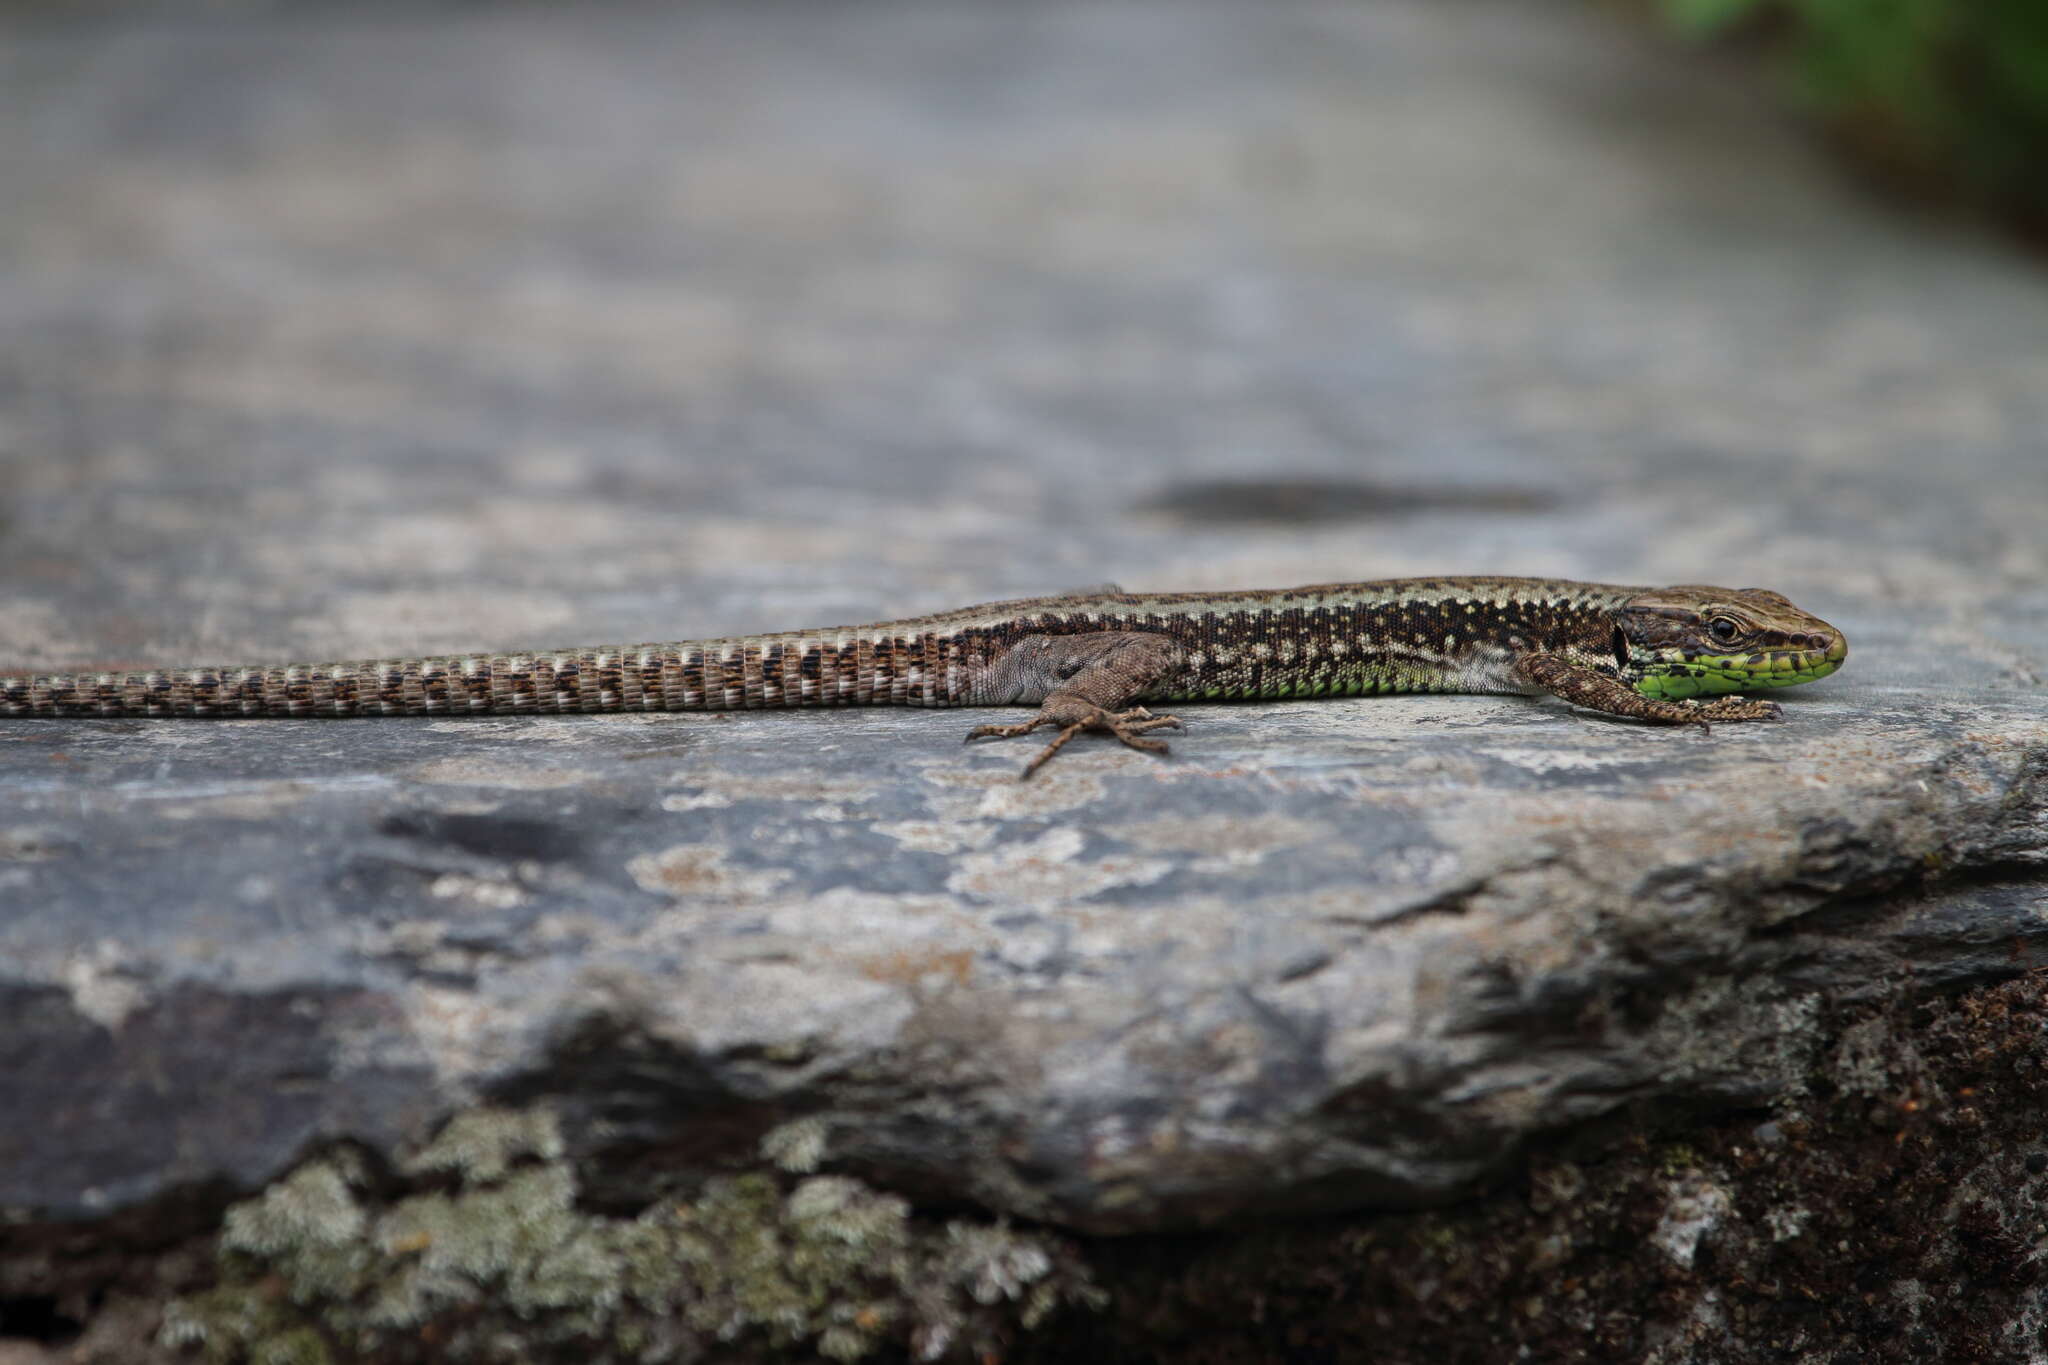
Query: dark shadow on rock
xmin=377 ymin=810 xmax=585 ymax=865
xmin=1135 ymin=477 xmax=1555 ymax=525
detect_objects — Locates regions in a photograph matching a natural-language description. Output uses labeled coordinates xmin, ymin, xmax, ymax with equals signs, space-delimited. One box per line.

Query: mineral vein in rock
xmin=0 ymin=578 xmax=1847 ymax=775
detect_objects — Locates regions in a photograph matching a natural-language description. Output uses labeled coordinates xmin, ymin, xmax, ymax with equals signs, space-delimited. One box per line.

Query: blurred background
xmin=1648 ymin=0 xmax=2048 ymax=240
xmin=0 ymin=0 xmax=2043 ymax=676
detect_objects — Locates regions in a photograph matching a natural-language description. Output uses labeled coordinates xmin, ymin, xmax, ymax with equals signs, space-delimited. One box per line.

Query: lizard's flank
xmin=0 ymin=578 xmax=1846 ymax=776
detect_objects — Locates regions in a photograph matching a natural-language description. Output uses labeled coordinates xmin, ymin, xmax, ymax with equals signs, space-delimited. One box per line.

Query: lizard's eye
xmin=1707 ymin=616 xmax=1743 ymax=646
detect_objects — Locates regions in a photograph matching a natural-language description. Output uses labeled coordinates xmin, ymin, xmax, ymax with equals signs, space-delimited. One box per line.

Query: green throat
xmin=1634 ymin=649 xmax=1845 ymax=701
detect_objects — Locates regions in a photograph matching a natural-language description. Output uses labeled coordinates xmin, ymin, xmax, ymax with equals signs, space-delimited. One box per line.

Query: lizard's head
xmin=1614 ymin=586 xmax=1846 ymax=701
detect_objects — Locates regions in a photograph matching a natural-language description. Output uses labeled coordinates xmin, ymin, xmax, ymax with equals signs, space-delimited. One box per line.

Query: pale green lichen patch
xmin=159 ymin=1106 xmax=1098 ymax=1364
xmin=400 ymin=1105 xmax=565 ymax=1184
xmin=760 ymin=1115 xmax=831 ymax=1174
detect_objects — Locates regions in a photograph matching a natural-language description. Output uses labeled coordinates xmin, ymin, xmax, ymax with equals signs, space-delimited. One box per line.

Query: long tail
xmin=0 ymin=630 xmax=964 ymax=717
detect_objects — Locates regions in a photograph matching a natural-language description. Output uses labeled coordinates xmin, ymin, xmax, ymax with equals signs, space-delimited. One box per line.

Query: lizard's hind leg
xmin=964 ymin=631 xmax=1184 ymax=777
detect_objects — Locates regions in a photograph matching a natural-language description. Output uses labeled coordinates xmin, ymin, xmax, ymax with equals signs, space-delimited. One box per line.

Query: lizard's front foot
xmin=965 ymin=702 xmax=1183 ymax=778
xmin=1676 ymin=695 xmax=1783 ymax=733
xmin=1694 ymin=696 xmax=1783 ymax=722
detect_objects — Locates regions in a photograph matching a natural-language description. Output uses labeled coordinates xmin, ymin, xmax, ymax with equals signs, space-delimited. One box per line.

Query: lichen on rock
xmin=158 ymin=1108 xmax=1099 ymax=1364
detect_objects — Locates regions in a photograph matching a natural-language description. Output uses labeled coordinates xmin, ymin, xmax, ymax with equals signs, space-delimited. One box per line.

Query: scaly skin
xmin=0 ymin=577 xmax=1847 ymax=775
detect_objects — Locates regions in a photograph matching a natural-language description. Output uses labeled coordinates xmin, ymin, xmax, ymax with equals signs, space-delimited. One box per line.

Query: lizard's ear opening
xmin=1611 ymin=626 xmax=1630 ymax=671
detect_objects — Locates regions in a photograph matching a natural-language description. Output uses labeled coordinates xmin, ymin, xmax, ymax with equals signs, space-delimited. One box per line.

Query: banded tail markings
xmin=855 ymin=635 xmax=876 ymax=707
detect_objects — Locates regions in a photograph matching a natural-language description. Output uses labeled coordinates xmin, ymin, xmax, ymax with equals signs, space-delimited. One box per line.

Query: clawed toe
xmin=1110 ymin=710 xmax=1181 ymax=756
xmin=964 ymin=719 xmax=1044 ymax=744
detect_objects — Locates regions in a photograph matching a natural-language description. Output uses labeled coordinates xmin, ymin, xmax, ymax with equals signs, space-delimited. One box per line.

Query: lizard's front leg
xmin=1516 ymin=653 xmax=1781 ymax=727
xmin=965 ymin=631 xmax=1185 ymax=777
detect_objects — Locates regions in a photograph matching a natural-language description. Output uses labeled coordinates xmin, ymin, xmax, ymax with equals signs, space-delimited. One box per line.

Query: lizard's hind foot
xmin=961 ymin=630 xmax=1187 ymax=776
xmin=965 ymin=703 xmax=1182 ymax=778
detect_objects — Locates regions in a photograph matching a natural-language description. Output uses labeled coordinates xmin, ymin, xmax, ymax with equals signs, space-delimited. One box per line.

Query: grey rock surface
xmin=0 ymin=0 xmax=2043 ymax=1234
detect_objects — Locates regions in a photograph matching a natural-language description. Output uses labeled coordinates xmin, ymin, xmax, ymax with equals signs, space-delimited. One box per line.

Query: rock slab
xmin=1 ymin=0 xmax=2044 ymax=1238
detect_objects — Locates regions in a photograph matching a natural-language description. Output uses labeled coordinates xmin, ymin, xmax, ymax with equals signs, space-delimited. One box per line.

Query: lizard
xmin=0 ymin=577 xmax=1846 ymax=776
